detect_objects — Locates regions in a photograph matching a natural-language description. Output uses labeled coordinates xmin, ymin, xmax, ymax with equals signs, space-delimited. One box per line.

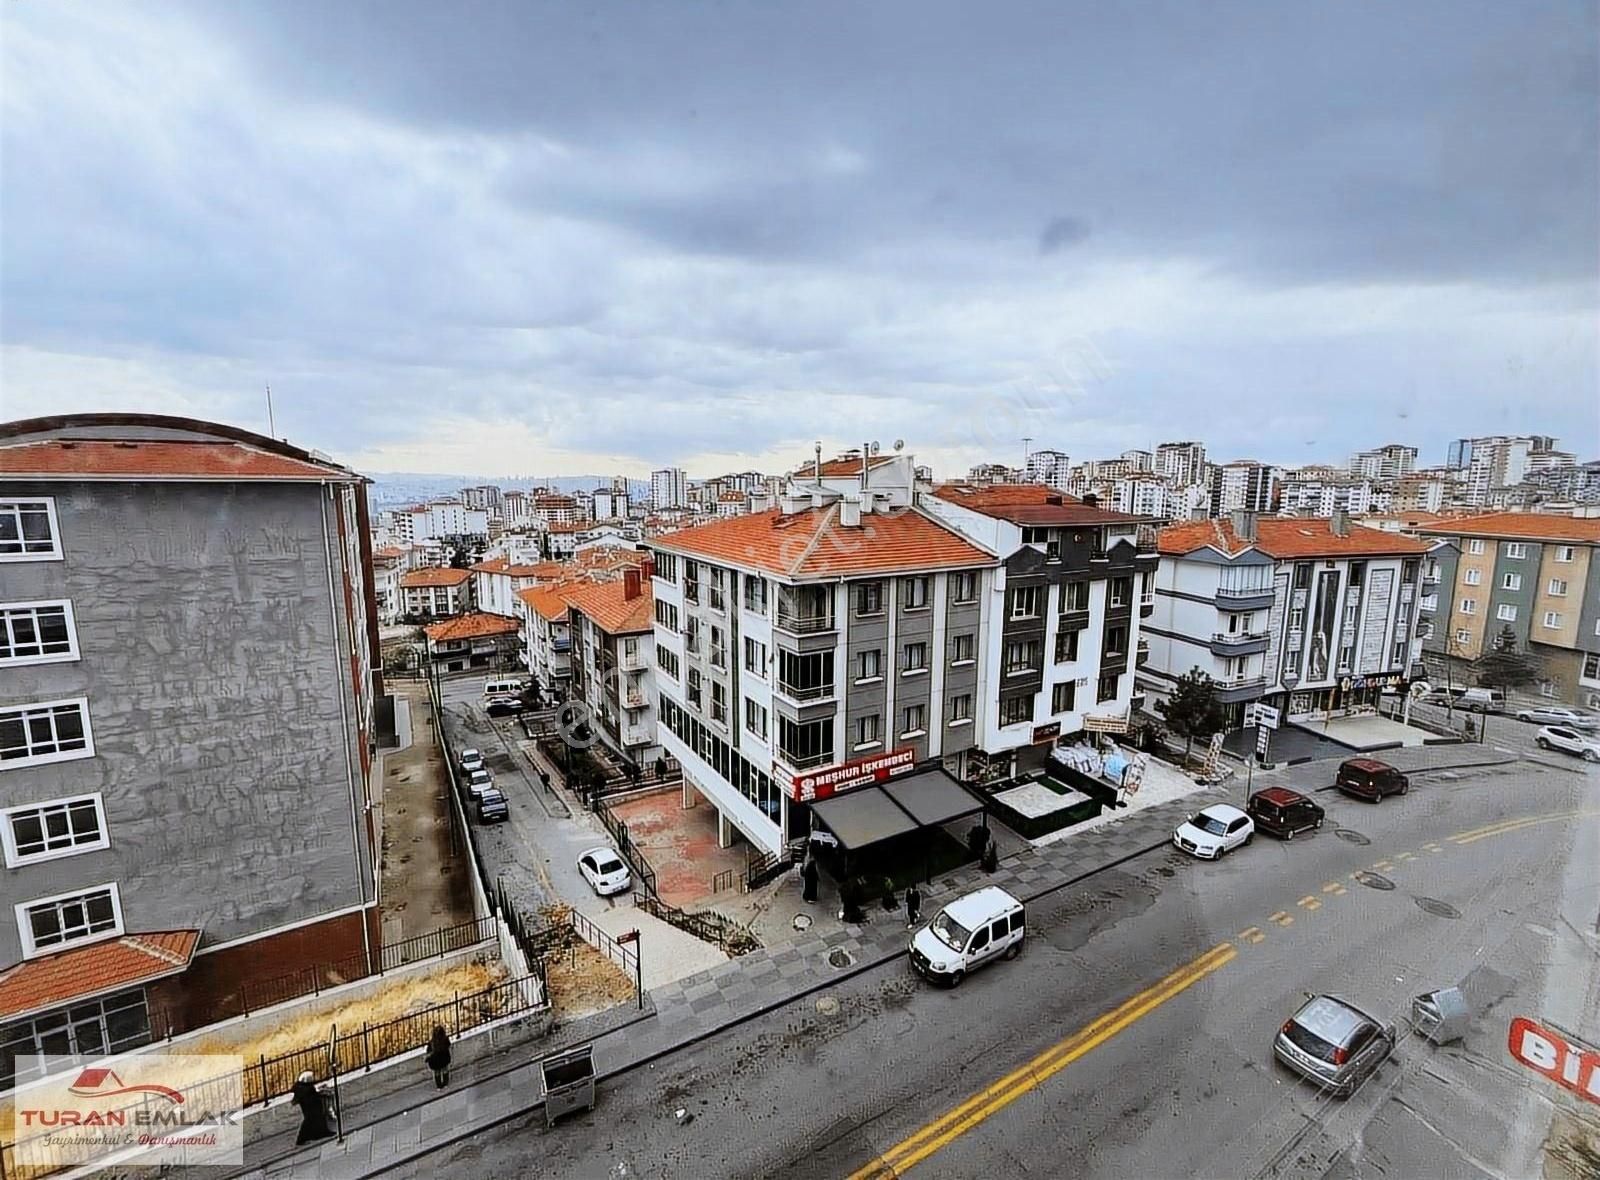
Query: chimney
xmin=1331 ymin=508 xmax=1350 ymax=537
xmin=1230 ymin=509 xmax=1258 ymax=542
xmin=1082 ymin=492 xmax=1099 ymax=508
xmin=840 ymin=496 xmax=862 ymax=528
xmin=623 ymin=567 xmax=641 ymax=600
xmin=749 ymin=492 xmax=770 ymax=513
xmin=641 ymin=556 xmax=655 ymax=581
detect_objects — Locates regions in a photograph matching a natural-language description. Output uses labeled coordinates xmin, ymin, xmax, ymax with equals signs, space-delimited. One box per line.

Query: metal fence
xmin=592 ymin=797 xmax=659 ymax=900
xmin=638 ymin=895 xmax=761 ymax=957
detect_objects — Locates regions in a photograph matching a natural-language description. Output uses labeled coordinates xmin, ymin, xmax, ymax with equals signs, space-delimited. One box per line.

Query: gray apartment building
xmin=0 ymin=414 xmax=383 ymax=1087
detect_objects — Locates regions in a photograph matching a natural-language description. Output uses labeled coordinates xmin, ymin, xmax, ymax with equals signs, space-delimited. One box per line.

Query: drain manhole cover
xmin=1335 ymin=829 xmax=1371 ymax=846
xmin=1354 ymin=871 xmax=1396 ymax=891
xmin=827 ymin=949 xmax=854 ymax=969
xmin=1415 ymin=897 xmax=1461 ymax=919
xmin=815 ymin=996 xmax=840 ymax=1016
xmin=792 ymin=914 xmax=813 ymax=932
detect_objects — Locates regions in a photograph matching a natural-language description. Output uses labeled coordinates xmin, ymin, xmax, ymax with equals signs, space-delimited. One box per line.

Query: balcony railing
xmin=1217 ymin=585 xmax=1273 ymax=601
xmin=1057 ymin=609 xmax=1091 ymax=633
xmin=1218 ymin=674 xmax=1270 ymax=691
xmin=777 ymin=747 xmax=835 ymax=770
xmin=1212 ymin=630 xmax=1270 ymax=646
xmin=619 ymin=650 xmax=645 ymax=671
xmin=775 ymin=680 xmax=836 ymax=704
xmin=775 ymin=610 xmax=836 ymax=635
xmin=1422 ymin=570 xmax=1440 ymax=585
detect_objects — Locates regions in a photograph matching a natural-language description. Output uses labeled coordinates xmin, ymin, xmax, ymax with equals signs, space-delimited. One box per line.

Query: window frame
xmin=1501 ymin=572 xmax=1521 ymax=591
xmin=1543 ymin=611 xmax=1562 ymax=630
xmin=16 ymin=882 xmax=124 ymax=958
xmin=1548 ymin=578 xmax=1568 ymax=597
xmin=0 ymin=499 xmax=64 ymax=563
xmin=948 ymin=693 xmax=973 ymax=724
xmin=950 ymin=633 xmax=975 ymax=666
xmin=1009 ymin=585 xmax=1041 ymax=620
xmin=1495 ymin=603 xmax=1517 ymax=622
xmin=855 ymin=648 xmax=882 ymax=683
xmin=1466 ymin=539 xmax=1485 ymax=555
xmin=901 ymin=576 xmax=931 ymax=611
xmin=901 ymin=703 xmax=926 ymax=738
xmin=950 ymin=571 xmax=979 ymax=604
xmin=854 ymin=713 xmax=882 ymax=749
xmin=901 ymin=641 xmax=929 ymax=676
xmin=1051 ymin=681 xmax=1076 ymax=714
xmin=0 ymin=600 xmax=80 ymax=667
xmin=0 ymin=698 xmax=96 ymax=770
xmin=1 ymin=793 xmax=110 ymax=868
xmin=1463 ymin=568 xmax=1482 ymax=586
xmin=1505 ymin=542 xmax=1527 ymax=559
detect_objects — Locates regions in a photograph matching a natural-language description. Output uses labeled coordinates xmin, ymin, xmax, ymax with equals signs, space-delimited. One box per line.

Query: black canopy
xmin=809 ymin=768 xmax=987 ymax=852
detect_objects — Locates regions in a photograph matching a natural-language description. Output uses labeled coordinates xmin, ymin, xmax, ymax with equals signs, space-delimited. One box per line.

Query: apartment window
xmin=999 ymin=693 xmax=1033 ymax=726
xmin=0 ymin=699 xmax=93 ymax=769
xmin=1392 ymin=639 xmax=1408 ymax=668
xmin=1104 ymin=625 xmax=1128 ymax=657
xmin=687 ymin=669 xmax=702 ymax=708
xmin=1501 ymin=573 xmax=1521 ymax=591
xmin=654 ymin=646 xmax=680 ymax=680
xmin=1109 ymin=577 xmax=1132 ymax=608
xmin=902 ymin=642 xmax=928 ymax=674
xmin=1505 ymin=542 xmax=1527 ymax=559
xmin=710 ymin=625 xmax=726 ymax=669
xmin=856 ymin=648 xmax=882 ymax=682
xmin=1051 ymin=682 xmax=1076 ymax=714
xmin=743 ymin=576 xmax=768 ymax=614
xmin=0 ymin=602 xmax=77 ymax=665
xmin=1337 ymin=644 xmax=1354 ymax=673
xmin=1496 ymin=604 xmax=1518 ymax=622
xmin=17 ymin=885 xmax=122 ymax=957
xmin=1543 ymin=611 xmax=1563 ymax=629
xmin=743 ymin=636 xmax=767 ymax=677
xmin=1463 ymin=569 xmax=1481 ymax=586
xmin=2 ymin=795 xmax=108 ymax=867
xmin=901 ymin=704 xmax=926 ymax=737
xmin=1061 ymin=581 xmax=1090 ymax=612
xmin=950 ymin=633 xmax=975 ymax=665
xmin=744 ymin=698 xmax=768 ymax=741
xmin=1004 ymin=640 xmax=1041 ymax=674
xmin=950 ymin=571 xmax=978 ymax=603
xmin=1549 ymin=578 xmax=1569 ymax=597
xmin=1584 ymin=653 xmax=1600 ymax=680
xmin=855 ymin=714 xmax=881 ymax=748
xmin=1096 ymin=672 xmax=1120 ymax=703
xmin=1556 ymin=546 xmax=1575 ymax=563
xmin=1021 ymin=526 xmax=1050 ymax=545
xmin=708 ymin=568 xmax=726 ymax=611
xmin=1 ymin=988 xmax=151 ymax=1087
xmin=711 ymin=681 xmax=727 ymax=724
xmin=682 ymin=559 xmax=700 ymax=603
xmin=0 ymin=499 xmax=61 ymax=561
xmin=1055 ymin=630 xmax=1080 ymax=663
xmin=1539 ymin=680 xmax=1558 ymax=699
xmin=855 ymin=581 xmax=885 ymax=617
xmin=683 ymin=616 xmax=700 ymax=654
xmin=902 ymin=577 xmax=930 ymax=610
xmin=1466 ymin=539 xmax=1485 ymax=555
xmin=1010 ymin=586 xmax=1041 ymax=619
xmin=653 ymin=600 xmax=679 ymax=632
xmin=949 ymin=694 xmax=973 ymax=724
xmin=1293 ymin=563 xmax=1312 ymax=589
xmin=653 ymin=552 xmax=678 ymax=582
xmin=1459 ymin=598 xmax=1477 ymax=615
xmin=1455 ymin=628 xmax=1471 ymax=645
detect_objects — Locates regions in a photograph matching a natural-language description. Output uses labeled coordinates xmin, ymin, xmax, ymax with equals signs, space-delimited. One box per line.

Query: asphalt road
xmin=393 ymin=752 xmax=1599 ymax=1180
xmin=1403 ymin=699 xmax=1587 ymax=764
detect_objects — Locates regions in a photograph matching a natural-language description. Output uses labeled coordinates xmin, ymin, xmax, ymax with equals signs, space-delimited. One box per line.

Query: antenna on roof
xmin=265 ymin=383 xmax=276 ymax=438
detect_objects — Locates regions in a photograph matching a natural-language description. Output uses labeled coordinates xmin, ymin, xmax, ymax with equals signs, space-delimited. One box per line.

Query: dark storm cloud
xmin=1039 ymin=218 xmax=1091 ymax=256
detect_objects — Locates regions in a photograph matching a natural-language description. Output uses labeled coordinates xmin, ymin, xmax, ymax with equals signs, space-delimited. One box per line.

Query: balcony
xmin=1215 ymin=584 xmax=1275 ymax=611
xmin=1209 ymin=630 xmax=1271 ymax=656
xmin=774 ymin=610 xmax=836 ymax=636
xmin=776 ymin=746 xmax=834 ymax=771
xmin=1422 ymin=569 xmax=1440 ymax=586
xmin=1139 ymin=593 xmax=1156 ymax=618
xmin=619 ymin=649 xmax=646 ymax=672
xmin=1136 ymin=639 xmax=1151 ymax=668
xmin=1056 ymin=608 xmax=1091 ymax=634
xmin=1214 ymin=674 xmax=1270 ymax=702
xmin=552 ymin=637 xmax=571 ymax=653
xmin=773 ymin=679 xmax=837 ymax=706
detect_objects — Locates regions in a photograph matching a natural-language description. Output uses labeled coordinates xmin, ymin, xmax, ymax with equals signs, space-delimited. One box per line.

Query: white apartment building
xmin=565 ymin=570 xmax=662 ymax=766
xmin=1023 ymin=449 xmax=1072 ymax=488
xmin=1208 ymin=460 xmax=1277 ymax=517
xmin=372 ymin=545 xmax=408 ymax=622
xmin=469 ymin=557 xmax=552 ymax=617
xmin=592 ymin=486 xmax=629 ymax=520
xmin=1448 ymin=435 xmax=1562 ymax=506
xmin=1348 ymin=444 xmax=1418 ymax=482
xmin=1142 ymin=512 xmax=1427 ymax=730
xmin=533 ymin=494 xmax=580 ymax=527
xmin=1155 ymin=441 xmax=1208 ymax=486
xmin=399 ymin=567 xmax=472 ymax=618
xmin=460 ymin=485 xmax=504 ymax=515
xmin=1278 ymin=477 xmax=1392 ymax=517
xmin=400 ymin=500 xmax=489 ymax=544
xmin=517 ymin=584 xmax=576 ymax=692
xmin=650 ymin=467 xmax=688 ymax=510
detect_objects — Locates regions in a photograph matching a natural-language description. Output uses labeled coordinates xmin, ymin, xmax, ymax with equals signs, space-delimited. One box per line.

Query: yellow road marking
xmin=847 ymin=943 xmax=1237 ymax=1179
xmin=1397 ymin=851 xmax=1417 ymax=861
xmin=1270 ymin=910 xmax=1293 ymax=926
xmin=1449 ymin=809 xmax=1600 ymax=846
xmin=1297 ymin=896 xmax=1321 ymax=911
xmin=1422 ymin=842 xmax=1442 ymax=852
xmin=1321 ymin=882 xmax=1347 ymax=895
xmin=1373 ymin=859 xmax=1394 ymax=871
xmin=1238 ymin=926 xmax=1265 ymax=944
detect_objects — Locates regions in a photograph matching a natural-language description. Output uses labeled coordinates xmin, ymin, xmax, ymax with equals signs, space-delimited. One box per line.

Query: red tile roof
xmin=931 ymin=483 xmax=1145 ymax=526
xmin=0 ymin=930 xmax=200 ymax=1020
xmin=1414 ymin=511 xmax=1600 ymax=544
xmin=372 ymin=545 xmax=407 ymax=561
xmin=655 ymin=505 xmax=995 ymax=578
xmin=791 ymin=454 xmax=898 ymax=478
xmin=400 ymin=567 xmax=471 ymax=588
xmin=518 ymin=584 xmax=581 ymax=622
xmin=561 ymin=580 xmax=654 ymax=634
xmin=0 ymin=439 xmax=356 ymax=482
xmin=423 ymin=612 xmax=520 ymax=642
xmin=1158 ymin=518 xmax=1428 ymax=558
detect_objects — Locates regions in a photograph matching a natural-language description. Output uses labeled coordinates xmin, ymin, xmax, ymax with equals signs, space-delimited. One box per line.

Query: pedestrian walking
xmin=425 ymin=1025 xmax=452 ymax=1089
xmin=291 ymin=1071 xmax=334 ymax=1145
xmin=801 ymin=857 xmax=819 ymax=904
xmin=905 ymin=882 xmax=922 ymax=928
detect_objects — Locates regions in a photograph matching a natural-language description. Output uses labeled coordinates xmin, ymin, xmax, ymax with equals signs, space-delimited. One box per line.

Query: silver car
xmin=1274 ymin=994 xmax=1396 ymax=1096
xmin=1516 ymin=705 xmax=1598 ymax=730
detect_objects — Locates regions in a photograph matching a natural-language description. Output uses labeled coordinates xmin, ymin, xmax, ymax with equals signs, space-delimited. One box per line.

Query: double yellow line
xmin=847 ymin=942 xmax=1237 ymax=1179
xmin=1449 ymin=807 xmax=1600 ymax=846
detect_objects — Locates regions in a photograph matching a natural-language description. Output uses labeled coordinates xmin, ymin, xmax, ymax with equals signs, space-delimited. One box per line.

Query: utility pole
xmin=265 ymin=382 xmax=276 ymax=438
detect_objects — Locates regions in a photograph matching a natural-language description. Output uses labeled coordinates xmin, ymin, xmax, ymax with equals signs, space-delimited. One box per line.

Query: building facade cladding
xmin=0 ymin=422 xmax=382 ymax=1043
xmin=568 ymin=611 xmax=660 ymax=765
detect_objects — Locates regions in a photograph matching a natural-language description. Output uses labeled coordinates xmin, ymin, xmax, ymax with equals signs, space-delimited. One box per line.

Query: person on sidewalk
xmin=801 ymin=857 xmax=819 ymax=904
xmin=905 ymin=882 xmax=923 ymax=928
xmin=291 ymin=1071 xmax=334 ymax=1145
xmin=426 ymin=1025 xmax=452 ymax=1088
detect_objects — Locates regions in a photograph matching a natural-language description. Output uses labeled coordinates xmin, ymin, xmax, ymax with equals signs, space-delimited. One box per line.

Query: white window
xmin=855 ymin=714 xmax=881 ymax=748
xmin=1548 ymin=578 xmax=1568 ymax=597
xmin=1463 ymin=569 xmax=1481 ymax=586
xmin=902 ymin=577 xmax=930 ymax=610
xmin=1455 ymin=628 xmax=1471 ymax=644
xmin=744 ymin=698 xmax=768 ymax=741
xmin=1505 ymin=542 xmax=1527 ymax=559
xmin=950 ymin=571 xmax=978 ymax=604
xmin=0 ymin=699 xmax=94 ymax=769
xmin=0 ymin=601 xmax=79 ymax=666
xmin=1466 ymin=539 xmax=1485 ymax=555
xmin=743 ymin=636 xmax=767 ymax=677
xmin=1501 ymin=573 xmax=1521 ymax=591
xmin=0 ymin=499 xmax=62 ymax=562
xmin=1051 ymin=682 xmax=1076 ymax=714
xmin=16 ymin=884 xmax=123 ymax=958
xmin=949 ymin=694 xmax=973 ymax=724
xmin=1539 ymin=680 xmax=1558 ymax=699
xmin=743 ymin=577 xmax=768 ymax=614
xmin=2 ymin=794 xmax=109 ymax=867
xmin=1496 ymin=604 xmax=1518 ymax=622
xmin=1010 ymin=586 xmax=1041 ymax=619
xmin=711 ymin=680 xmax=727 ymax=724
xmin=901 ymin=704 xmax=926 ymax=737
xmin=1583 ymin=653 xmax=1600 ymax=681
xmin=902 ymin=642 xmax=928 ymax=674
xmin=1543 ymin=611 xmax=1563 ymax=629
xmin=856 ymin=649 xmax=882 ymax=682
xmin=950 ymin=633 xmax=975 ymax=665
xmin=1004 ymin=640 xmax=1041 ymax=674
xmin=1556 ymin=546 xmax=1575 ymax=563
xmin=1458 ymin=599 xmax=1476 ymax=615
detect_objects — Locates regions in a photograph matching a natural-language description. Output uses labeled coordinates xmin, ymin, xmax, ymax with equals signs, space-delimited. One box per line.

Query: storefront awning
xmin=810 ymin=769 xmax=988 ymax=853
xmin=881 ymin=769 xmax=987 ymax=829
xmin=0 ymin=930 xmax=201 ymax=1022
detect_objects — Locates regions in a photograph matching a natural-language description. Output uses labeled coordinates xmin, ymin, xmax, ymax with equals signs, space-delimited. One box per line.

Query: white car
xmin=459 ymin=747 xmax=485 ymax=773
xmin=1173 ymin=804 xmax=1255 ymax=859
xmin=464 ymin=767 xmax=495 ymax=798
xmin=578 ymin=847 xmax=632 ymax=896
xmin=1536 ymin=726 xmax=1600 ymax=762
xmin=1517 ymin=706 xmax=1598 ymax=730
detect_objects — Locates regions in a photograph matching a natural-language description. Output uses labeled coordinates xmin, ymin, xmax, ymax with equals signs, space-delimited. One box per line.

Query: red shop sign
xmin=1507 ymin=1016 xmax=1600 ymax=1104
xmin=786 ymin=746 xmax=916 ymax=802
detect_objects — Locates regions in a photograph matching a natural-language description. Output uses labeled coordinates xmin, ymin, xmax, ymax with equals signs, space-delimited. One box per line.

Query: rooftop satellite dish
xmin=893 ymin=439 xmax=905 ymax=452
xmin=870 ymin=441 xmax=881 ymax=455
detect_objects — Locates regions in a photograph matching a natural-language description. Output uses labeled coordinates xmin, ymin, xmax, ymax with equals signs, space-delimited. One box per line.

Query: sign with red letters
xmin=1507 ymin=1016 xmax=1600 ymax=1105
xmin=782 ymin=746 xmax=916 ymax=802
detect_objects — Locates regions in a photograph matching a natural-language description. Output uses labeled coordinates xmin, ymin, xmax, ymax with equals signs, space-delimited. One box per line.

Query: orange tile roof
xmin=400 ymin=567 xmax=471 ymax=588
xmin=561 ymin=579 xmax=654 ymax=634
xmin=423 ymin=612 xmax=520 ymax=642
xmin=469 ymin=557 xmax=510 ymax=573
xmin=1158 ymin=517 xmax=1428 ymax=558
xmin=0 ymin=439 xmax=356 ymax=482
xmin=1414 ymin=511 xmax=1600 ymax=544
xmin=654 ymin=505 xmax=995 ymax=578
xmin=931 ymin=483 xmax=1144 ymax=526
xmin=518 ymin=584 xmax=581 ymax=622
xmin=0 ymin=930 xmax=200 ymax=1020
xmin=372 ymin=545 xmax=407 ymax=560
xmin=791 ymin=454 xmax=898 ymax=478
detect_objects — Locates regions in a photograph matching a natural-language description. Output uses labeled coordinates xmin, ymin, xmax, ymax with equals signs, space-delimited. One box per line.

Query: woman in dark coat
xmin=800 ymin=857 xmax=819 ymax=904
xmin=292 ymin=1071 xmax=334 ymax=1145
xmin=426 ymin=1025 xmax=452 ymax=1088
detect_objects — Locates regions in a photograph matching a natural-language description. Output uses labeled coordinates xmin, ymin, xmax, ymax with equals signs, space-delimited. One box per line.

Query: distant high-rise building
xmin=1208 ymin=460 xmax=1276 ymax=517
xmin=1155 ymin=441 xmax=1207 ymax=486
xmin=1121 ymin=449 xmax=1154 ymax=472
xmin=650 ymin=467 xmax=688 ymax=510
xmin=1447 ymin=436 xmax=1561 ymax=505
xmin=1022 ymin=448 xmax=1071 ymax=487
xmin=1348 ymin=444 xmax=1417 ymax=482
xmin=461 ymin=484 xmax=504 ymax=515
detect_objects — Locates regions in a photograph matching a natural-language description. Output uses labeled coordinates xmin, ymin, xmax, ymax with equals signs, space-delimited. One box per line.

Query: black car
xmin=1247 ymin=787 xmax=1326 ymax=840
xmin=476 ymin=788 xmax=510 ymax=822
xmin=1335 ymin=758 xmax=1410 ymax=802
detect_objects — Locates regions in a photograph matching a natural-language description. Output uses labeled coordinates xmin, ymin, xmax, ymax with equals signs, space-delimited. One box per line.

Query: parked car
xmin=1421 ymin=686 xmax=1504 ymax=712
xmin=1274 ymin=994 xmax=1397 ymax=1096
xmin=1536 ymin=725 xmax=1600 ymax=762
xmin=485 ymin=694 xmax=526 ymax=717
xmin=1172 ymin=804 xmax=1254 ymax=859
xmin=476 ymin=788 xmax=510 ymax=823
xmin=465 ymin=767 xmax=495 ymax=798
xmin=909 ymin=886 xmax=1025 ymax=987
xmin=459 ymin=747 xmax=484 ymax=774
xmin=578 ymin=847 xmax=632 ymax=896
xmin=1246 ymin=788 xmax=1325 ymax=841
xmin=1335 ymin=758 xmax=1409 ymax=802
xmin=1516 ymin=706 xmax=1598 ymax=730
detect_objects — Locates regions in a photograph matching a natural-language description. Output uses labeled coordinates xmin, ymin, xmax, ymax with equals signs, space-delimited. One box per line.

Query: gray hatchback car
xmin=1274 ymin=994 xmax=1396 ymax=1096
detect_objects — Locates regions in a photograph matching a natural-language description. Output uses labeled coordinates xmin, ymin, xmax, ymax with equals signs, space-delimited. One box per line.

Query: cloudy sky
xmin=2 ymin=1 xmax=1595 ymax=478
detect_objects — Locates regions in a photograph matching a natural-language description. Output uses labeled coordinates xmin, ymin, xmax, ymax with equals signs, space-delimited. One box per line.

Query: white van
xmin=483 ymin=678 xmax=525 ymax=700
xmin=909 ymin=886 xmax=1025 ymax=986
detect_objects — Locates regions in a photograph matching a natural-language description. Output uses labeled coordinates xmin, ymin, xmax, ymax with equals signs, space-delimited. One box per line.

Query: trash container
xmin=1411 ymin=987 xmax=1469 ymax=1045
xmin=540 ymin=1045 xmax=596 ymax=1127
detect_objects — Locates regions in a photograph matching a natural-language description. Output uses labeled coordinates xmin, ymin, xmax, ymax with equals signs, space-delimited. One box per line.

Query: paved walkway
xmin=234 ymin=742 xmax=1527 ymax=1179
